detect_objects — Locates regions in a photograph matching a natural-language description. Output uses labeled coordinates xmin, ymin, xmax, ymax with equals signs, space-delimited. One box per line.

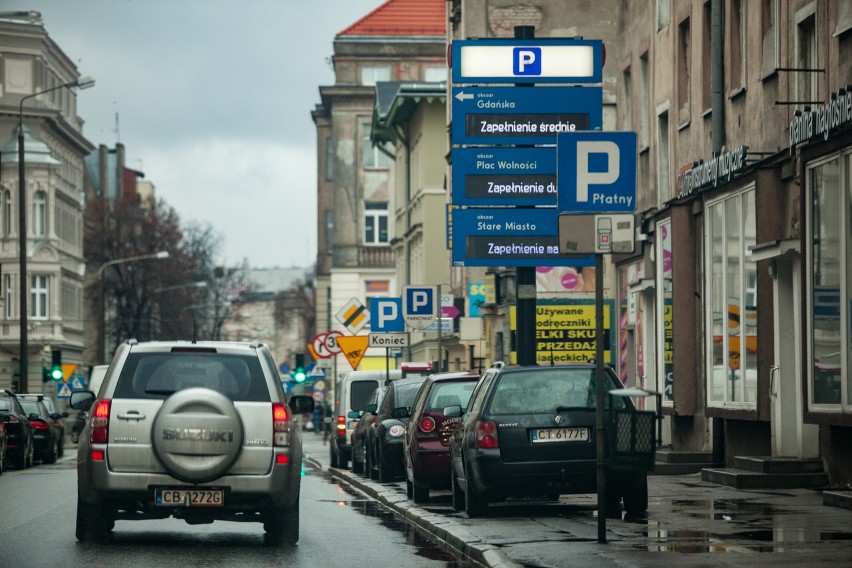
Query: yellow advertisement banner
xmin=511 ymin=303 xmax=612 ymax=365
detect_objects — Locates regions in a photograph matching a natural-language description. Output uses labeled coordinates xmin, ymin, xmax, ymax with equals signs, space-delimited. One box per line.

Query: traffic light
xmin=50 ymin=349 xmax=63 ymax=381
xmin=292 ymin=353 xmax=306 ymax=383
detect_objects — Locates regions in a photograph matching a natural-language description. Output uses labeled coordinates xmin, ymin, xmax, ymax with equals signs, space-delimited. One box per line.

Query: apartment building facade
xmin=0 ymin=13 xmax=94 ymax=395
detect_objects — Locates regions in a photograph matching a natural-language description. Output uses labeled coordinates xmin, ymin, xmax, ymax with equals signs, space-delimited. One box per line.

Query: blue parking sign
xmin=371 ymin=298 xmax=404 ymax=332
xmin=403 ymin=286 xmax=438 ymax=330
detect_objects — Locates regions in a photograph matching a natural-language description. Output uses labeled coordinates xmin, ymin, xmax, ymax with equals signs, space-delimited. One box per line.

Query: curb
xmin=326 ymin=465 xmax=522 ymax=568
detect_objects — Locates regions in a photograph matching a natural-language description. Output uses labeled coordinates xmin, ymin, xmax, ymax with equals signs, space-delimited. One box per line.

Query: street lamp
xmin=97 ymin=251 xmax=170 ymax=363
xmin=17 ymin=75 xmax=95 ymax=389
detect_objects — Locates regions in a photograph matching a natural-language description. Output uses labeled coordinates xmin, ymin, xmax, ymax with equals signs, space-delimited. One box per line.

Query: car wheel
xmin=412 ymin=481 xmax=430 ymax=504
xmin=330 ymin=445 xmax=339 ymax=468
xmin=71 ymin=431 xmax=80 ymax=444
xmin=377 ymin=448 xmax=392 ymax=483
xmin=364 ymin=447 xmax=373 ymax=478
xmin=76 ymin=496 xmax=110 ymax=543
xmin=451 ymin=468 xmax=464 ymax=511
xmin=463 ymin=462 xmax=488 ymax=518
xmin=44 ymin=438 xmax=58 ymax=465
xmin=264 ymin=499 xmax=299 ymax=547
xmin=369 ymin=448 xmax=379 ymax=480
xmin=14 ymin=447 xmax=27 ymax=469
xmin=406 ymin=478 xmax=413 ymax=499
xmin=26 ymin=437 xmax=34 ymax=468
xmin=622 ymin=471 xmax=648 ymax=516
xmin=352 ymin=454 xmax=364 ymax=474
xmin=57 ymin=435 xmax=64 ymax=458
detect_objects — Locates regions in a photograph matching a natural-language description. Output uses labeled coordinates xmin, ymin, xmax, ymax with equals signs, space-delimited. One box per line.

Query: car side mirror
xmin=288 ymin=395 xmax=315 ymax=414
xmin=347 ymin=410 xmax=361 ymax=419
xmin=50 ymin=412 xmax=62 ymax=420
xmin=70 ymin=391 xmax=95 ymax=412
xmin=443 ymin=404 xmax=462 ymax=417
xmin=28 ymin=413 xmax=39 ymax=422
xmin=390 ymin=407 xmax=409 ymax=420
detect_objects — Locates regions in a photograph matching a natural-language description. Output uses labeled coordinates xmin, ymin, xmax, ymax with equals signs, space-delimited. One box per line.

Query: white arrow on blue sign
xmin=557 ymin=131 xmax=637 ymax=214
xmin=370 ymin=297 xmax=404 ymax=332
xmin=403 ymin=286 xmax=438 ymax=330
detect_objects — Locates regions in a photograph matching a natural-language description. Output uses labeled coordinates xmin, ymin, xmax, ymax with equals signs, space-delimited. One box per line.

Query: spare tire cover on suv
xmin=152 ymin=388 xmax=245 ymax=483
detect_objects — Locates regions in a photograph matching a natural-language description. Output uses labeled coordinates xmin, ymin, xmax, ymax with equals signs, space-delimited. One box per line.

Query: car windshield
xmin=426 ymin=380 xmax=477 ymax=411
xmin=487 ymin=368 xmax=628 ymax=415
xmin=113 ymin=352 xmax=270 ymax=402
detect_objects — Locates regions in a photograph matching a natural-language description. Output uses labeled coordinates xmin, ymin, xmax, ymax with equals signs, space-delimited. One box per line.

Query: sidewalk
xmin=300 ymin=435 xmax=852 ymax=567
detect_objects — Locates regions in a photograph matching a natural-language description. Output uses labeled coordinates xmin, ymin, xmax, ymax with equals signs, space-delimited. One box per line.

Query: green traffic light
xmin=293 ymin=368 xmax=306 ymax=383
xmin=51 ymin=367 xmax=63 ymax=380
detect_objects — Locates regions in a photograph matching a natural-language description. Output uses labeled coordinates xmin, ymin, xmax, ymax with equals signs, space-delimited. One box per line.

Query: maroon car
xmin=402 ymin=371 xmax=480 ymax=503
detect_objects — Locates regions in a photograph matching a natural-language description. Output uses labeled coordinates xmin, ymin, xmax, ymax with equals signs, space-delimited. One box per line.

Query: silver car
xmin=70 ymin=339 xmax=314 ymax=545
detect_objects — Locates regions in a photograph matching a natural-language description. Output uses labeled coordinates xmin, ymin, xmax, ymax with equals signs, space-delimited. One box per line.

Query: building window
xmin=677 ymin=16 xmax=691 ymax=125
xmin=657 ymin=0 xmax=670 ymax=30
xmin=761 ymin=0 xmax=779 ymax=77
xmin=31 ymin=275 xmax=49 ymax=320
xmin=364 ymin=203 xmax=388 ymax=245
xmin=796 ymin=10 xmax=818 ymax=104
xmin=424 ymin=67 xmax=447 ymax=82
xmin=2 ymin=189 xmax=10 ymax=237
xmin=730 ymin=0 xmax=746 ymax=92
xmin=325 ymin=136 xmax=334 ymax=181
xmin=360 ymin=66 xmax=390 ymax=86
xmin=639 ymin=52 xmax=650 ymax=149
xmin=702 ymin=2 xmax=712 ymax=112
xmin=362 ymin=124 xmax=390 ymax=169
xmin=807 ymin=153 xmax=851 ymax=409
xmin=325 ymin=211 xmax=334 ymax=255
xmin=656 ymin=220 xmax=674 ymax=403
xmin=621 ymin=66 xmax=633 ymax=130
xmin=706 ymin=186 xmax=758 ymax=407
xmin=4 ymin=274 xmax=12 ymax=319
xmin=656 ymin=106 xmax=670 ymax=205
xmin=33 ymin=190 xmax=46 ymax=237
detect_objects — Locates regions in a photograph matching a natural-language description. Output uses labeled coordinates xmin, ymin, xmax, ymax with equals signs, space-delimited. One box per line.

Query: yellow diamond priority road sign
xmin=336 ymin=297 xmax=370 ymax=335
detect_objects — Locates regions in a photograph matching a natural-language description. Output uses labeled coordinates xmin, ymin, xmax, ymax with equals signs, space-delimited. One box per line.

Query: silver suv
xmin=70 ymin=339 xmax=314 ymax=545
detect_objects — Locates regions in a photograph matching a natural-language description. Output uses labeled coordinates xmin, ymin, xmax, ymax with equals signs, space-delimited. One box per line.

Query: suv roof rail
xmin=491 ymin=361 xmax=506 ymax=369
xmin=127 ymin=338 xmax=139 ymax=346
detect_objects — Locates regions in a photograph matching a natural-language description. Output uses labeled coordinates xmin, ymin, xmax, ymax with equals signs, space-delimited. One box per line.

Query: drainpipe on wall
xmin=711 ymin=0 xmax=726 ymax=465
xmin=394 ymin=124 xmax=413 ymax=360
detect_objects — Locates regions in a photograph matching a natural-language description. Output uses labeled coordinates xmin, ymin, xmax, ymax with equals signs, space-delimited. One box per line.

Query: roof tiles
xmin=338 ymin=0 xmax=445 ymax=37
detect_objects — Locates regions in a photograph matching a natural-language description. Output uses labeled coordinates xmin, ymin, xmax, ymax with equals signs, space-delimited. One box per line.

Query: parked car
xmin=448 ymin=362 xmax=651 ymax=518
xmin=371 ymin=376 xmax=429 ymax=483
xmin=19 ymin=394 xmax=68 ymax=458
xmin=0 ymin=390 xmax=34 ymax=469
xmin=331 ymin=369 xmax=399 ymax=469
xmin=69 ymin=339 xmax=314 ymax=545
xmin=350 ymin=385 xmax=387 ymax=476
xmin=0 ymin=418 xmax=6 ymax=474
xmin=402 ymin=371 xmax=480 ymax=503
xmin=18 ymin=398 xmax=62 ymax=464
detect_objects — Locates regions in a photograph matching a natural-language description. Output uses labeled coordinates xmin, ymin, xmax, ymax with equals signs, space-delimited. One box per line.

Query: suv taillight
xmin=272 ymin=403 xmax=291 ymax=447
xmin=418 ymin=416 xmax=436 ymax=434
xmin=475 ymin=420 xmax=499 ymax=449
xmin=90 ymin=399 xmax=111 ymax=444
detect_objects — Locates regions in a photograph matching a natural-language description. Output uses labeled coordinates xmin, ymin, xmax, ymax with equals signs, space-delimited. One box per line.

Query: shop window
xmin=706 ymin=186 xmax=758 ymax=407
xmin=807 ymin=154 xmax=850 ymax=408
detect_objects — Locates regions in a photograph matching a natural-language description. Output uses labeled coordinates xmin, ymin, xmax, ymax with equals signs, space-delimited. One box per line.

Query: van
xmin=330 ymin=369 xmax=400 ymax=469
xmin=88 ymin=364 xmax=109 ymax=396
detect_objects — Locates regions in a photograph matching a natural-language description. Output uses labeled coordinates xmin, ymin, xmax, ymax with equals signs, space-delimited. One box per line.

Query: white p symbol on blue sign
xmin=576 ymin=141 xmax=619 ymax=203
xmin=410 ymin=291 xmax=430 ymax=313
xmin=371 ymin=298 xmax=403 ymax=332
xmin=513 ymin=47 xmax=541 ymax=76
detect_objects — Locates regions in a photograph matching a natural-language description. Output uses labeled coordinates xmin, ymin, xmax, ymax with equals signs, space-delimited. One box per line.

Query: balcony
xmin=358 ymin=245 xmax=394 ymax=268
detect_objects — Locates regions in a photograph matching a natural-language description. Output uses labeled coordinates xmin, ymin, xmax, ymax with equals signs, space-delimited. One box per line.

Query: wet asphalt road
xmin=303 ymin=434 xmax=852 ymax=567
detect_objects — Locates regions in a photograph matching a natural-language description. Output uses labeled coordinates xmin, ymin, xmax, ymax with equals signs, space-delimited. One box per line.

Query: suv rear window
xmin=488 ymin=368 xmax=627 ymax=414
xmin=113 ymin=353 xmax=270 ymax=402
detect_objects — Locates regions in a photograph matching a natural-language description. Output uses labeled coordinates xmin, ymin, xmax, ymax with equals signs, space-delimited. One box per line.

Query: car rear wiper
xmin=555 ymin=405 xmax=592 ymax=412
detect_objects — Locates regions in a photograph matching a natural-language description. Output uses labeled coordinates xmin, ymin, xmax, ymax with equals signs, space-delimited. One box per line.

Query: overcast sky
xmin=7 ymin=0 xmax=388 ymax=268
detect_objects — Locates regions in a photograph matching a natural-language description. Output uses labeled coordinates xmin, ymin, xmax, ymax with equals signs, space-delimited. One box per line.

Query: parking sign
xmin=370 ymin=298 xmax=404 ymax=332
xmin=402 ymin=286 xmax=438 ymax=330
